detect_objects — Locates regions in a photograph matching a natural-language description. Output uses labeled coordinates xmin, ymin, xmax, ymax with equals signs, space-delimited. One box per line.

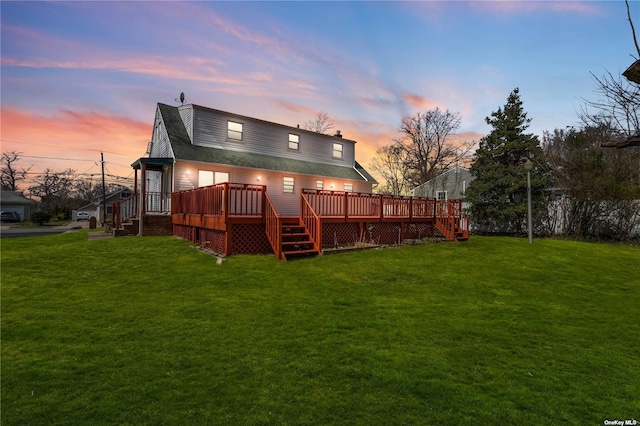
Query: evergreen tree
xmin=466 ymin=88 xmax=549 ymax=234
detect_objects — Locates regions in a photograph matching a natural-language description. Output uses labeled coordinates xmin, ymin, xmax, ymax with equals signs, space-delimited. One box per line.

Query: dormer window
xmin=333 ymin=142 xmax=343 ymax=159
xmin=289 ymin=133 xmax=299 ymax=150
xmin=227 ymin=121 xmax=243 ymax=141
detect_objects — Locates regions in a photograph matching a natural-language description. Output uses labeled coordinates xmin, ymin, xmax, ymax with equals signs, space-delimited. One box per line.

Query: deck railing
xmin=301 ymin=189 xmax=438 ymax=220
xmin=435 ymin=200 xmax=469 ymax=240
xmin=112 ymin=193 xmax=138 ymax=231
xmin=301 ymin=192 xmax=322 ymax=254
xmin=264 ymin=193 xmax=282 ymax=259
xmin=112 ymin=191 xmax=171 ymax=231
xmin=171 ymin=183 xmax=265 ymax=218
xmin=145 ymin=191 xmax=172 ymax=213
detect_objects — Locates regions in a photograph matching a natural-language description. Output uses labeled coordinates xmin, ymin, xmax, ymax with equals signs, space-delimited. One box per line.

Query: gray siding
xmin=178 ymin=106 xmax=193 ymax=143
xmin=149 ymin=107 xmax=175 ymax=158
xmin=189 ymin=105 xmax=356 ymax=168
xmin=413 ymin=167 xmax=473 ymax=199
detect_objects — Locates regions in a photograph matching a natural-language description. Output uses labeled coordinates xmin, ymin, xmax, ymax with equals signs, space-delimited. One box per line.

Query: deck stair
xmin=280 ymin=217 xmax=320 ymax=260
xmin=435 ymin=216 xmax=469 ymax=242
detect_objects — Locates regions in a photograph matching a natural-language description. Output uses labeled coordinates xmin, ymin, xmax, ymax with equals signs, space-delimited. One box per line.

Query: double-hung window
xmin=333 ymin=142 xmax=343 ymax=159
xmin=227 ymin=121 xmax=243 ymax=141
xmin=289 ymin=134 xmax=299 ymax=150
xmin=436 ymin=191 xmax=447 ymax=201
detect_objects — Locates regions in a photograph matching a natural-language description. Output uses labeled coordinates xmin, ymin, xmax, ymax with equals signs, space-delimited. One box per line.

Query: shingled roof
xmin=158 ymin=103 xmax=377 ymax=183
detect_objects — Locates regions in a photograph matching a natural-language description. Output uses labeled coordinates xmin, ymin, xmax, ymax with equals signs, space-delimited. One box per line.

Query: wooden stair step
xmin=282 ymin=232 xmax=309 ymax=237
xmin=282 ymin=249 xmax=321 ymax=259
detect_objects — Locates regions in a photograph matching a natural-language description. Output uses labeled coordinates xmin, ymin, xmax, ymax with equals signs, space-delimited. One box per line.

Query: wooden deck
xmin=115 ymin=183 xmax=469 ymax=260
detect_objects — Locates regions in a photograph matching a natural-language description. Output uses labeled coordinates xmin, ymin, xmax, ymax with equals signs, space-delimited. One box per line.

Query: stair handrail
xmin=112 ymin=193 xmax=139 ymax=231
xmin=301 ymin=192 xmax=323 ymax=255
xmin=264 ymin=193 xmax=283 ymax=259
xmin=435 ymin=201 xmax=451 ymax=240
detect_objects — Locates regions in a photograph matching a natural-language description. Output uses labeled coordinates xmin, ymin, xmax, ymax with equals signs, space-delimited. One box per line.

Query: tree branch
xmin=627 ymin=0 xmax=640 ymax=58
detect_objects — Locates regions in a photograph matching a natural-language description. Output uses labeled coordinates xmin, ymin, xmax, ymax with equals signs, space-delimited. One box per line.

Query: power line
xmin=21 ymin=155 xmax=96 ymax=162
xmin=0 ymin=139 xmax=145 ymax=157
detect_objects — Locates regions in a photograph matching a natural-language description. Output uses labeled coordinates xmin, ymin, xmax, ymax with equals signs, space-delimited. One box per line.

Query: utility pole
xmin=101 ymin=152 xmax=107 ymax=226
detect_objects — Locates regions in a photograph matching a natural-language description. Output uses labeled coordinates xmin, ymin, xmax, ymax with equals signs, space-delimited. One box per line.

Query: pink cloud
xmin=407 ymin=0 xmax=600 ymax=17
xmin=1 ymin=107 xmax=150 ymax=180
xmin=469 ymin=1 xmax=600 ymax=15
xmin=403 ymin=93 xmax=441 ymax=111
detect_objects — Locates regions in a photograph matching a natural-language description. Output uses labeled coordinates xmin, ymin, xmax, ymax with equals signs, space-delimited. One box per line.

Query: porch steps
xmin=280 ymin=218 xmax=320 ymax=260
xmin=114 ymin=218 xmax=139 ymax=236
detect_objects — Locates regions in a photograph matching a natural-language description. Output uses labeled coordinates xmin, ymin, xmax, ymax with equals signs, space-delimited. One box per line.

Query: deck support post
xmin=343 ymin=191 xmax=348 ymax=221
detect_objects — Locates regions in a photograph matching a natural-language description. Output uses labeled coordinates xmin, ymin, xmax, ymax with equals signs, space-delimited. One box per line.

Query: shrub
xmin=31 ymin=211 xmax=52 ymax=225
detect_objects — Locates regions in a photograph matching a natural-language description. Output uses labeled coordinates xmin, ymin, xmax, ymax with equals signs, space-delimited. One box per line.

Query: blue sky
xmin=0 ymin=1 xmax=635 ymax=187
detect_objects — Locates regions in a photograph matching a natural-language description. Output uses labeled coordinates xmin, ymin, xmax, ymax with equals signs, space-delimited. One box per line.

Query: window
xmin=316 ymin=180 xmax=324 ymax=190
xmin=289 ymin=134 xmax=299 ymax=150
xmin=227 ymin=121 xmax=243 ymax=141
xmin=215 ymin=172 xmax=229 ymax=184
xmin=333 ymin=142 xmax=343 ymax=159
xmin=199 ymin=170 xmax=214 ymax=187
xmin=344 ymin=183 xmax=353 ymax=192
xmin=436 ymin=191 xmax=447 ymax=201
xmin=283 ymin=177 xmax=294 ymax=194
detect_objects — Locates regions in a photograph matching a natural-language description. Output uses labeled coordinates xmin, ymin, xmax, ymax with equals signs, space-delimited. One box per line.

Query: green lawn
xmin=2 ymin=233 xmax=639 ymax=425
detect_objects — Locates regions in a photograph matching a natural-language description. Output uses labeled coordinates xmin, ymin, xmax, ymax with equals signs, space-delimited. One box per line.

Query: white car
xmin=77 ymin=211 xmax=91 ymax=221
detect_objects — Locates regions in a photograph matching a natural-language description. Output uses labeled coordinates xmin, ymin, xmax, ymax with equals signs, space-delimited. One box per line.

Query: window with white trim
xmin=344 ymin=183 xmax=353 ymax=192
xmin=332 ymin=142 xmax=343 ymax=159
xmin=288 ymin=133 xmax=299 ymax=150
xmin=436 ymin=190 xmax=447 ymax=201
xmin=316 ymin=180 xmax=324 ymax=190
xmin=198 ymin=170 xmax=214 ymax=187
xmin=227 ymin=121 xmax=243 ymax=141
xmin=215 ymin=172 xmax=229 ymax=184
xmin=283 ymin=177 xmax=295 ymax=194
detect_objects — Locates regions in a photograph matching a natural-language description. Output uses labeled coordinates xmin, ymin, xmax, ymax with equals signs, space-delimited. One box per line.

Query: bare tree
xmin=394 ymin=108 xmax=473 ymax=189
xmin=1 ymin=151 xmax=31 ymax=191
xmin=583 ymin=71 xmax=640 ymax=145
xmin=369 ymin=144 xmax=409 ymax=195
xmin=303 ymin=112 xmax=335 ymax=135
xmin=29 ymin=168 xmax=76 ymax=212
xmin=543 ymin=125 xmax=640 ymax=241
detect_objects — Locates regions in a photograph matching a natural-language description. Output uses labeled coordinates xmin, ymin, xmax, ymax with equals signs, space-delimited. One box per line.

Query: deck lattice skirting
xmin=115 ymin=183 xmax=468 ymax=260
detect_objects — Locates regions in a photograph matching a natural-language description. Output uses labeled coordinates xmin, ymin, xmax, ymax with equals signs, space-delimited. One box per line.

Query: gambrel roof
xmin=157 ymin=103 xmax=377 ymax=183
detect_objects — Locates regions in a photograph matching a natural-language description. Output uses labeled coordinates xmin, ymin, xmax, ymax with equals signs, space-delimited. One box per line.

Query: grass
xmin=5 ymin=218 xmax=71 ymax=228
xmin=2 ymin=233 xmax=639 ymax=425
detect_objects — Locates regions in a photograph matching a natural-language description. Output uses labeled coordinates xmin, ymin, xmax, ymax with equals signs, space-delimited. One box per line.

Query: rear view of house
xmin=116 ymin=102 xmax=468 ymax=259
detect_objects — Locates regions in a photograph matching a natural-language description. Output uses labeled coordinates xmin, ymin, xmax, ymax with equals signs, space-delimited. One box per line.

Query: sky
xmin=0 ymin=0 xmax=636 ymax=191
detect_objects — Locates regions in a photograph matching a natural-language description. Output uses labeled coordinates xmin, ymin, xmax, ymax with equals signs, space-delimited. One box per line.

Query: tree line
xmin=368 ymin=76 xmax=639 ymax=243
xmin=1 ymin=156 xmax=129 ymax=220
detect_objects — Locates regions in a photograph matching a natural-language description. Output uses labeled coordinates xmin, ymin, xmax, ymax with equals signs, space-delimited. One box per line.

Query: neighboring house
xmin=116 ymin=102 xmax=468 ymax=259
xmin=412 ymin=166 xmax=473 ymax=202
xmin=75 ymin=188 xmax=133 ymax=222
xmin=0 ymin=190 xmax=36 ymax=222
